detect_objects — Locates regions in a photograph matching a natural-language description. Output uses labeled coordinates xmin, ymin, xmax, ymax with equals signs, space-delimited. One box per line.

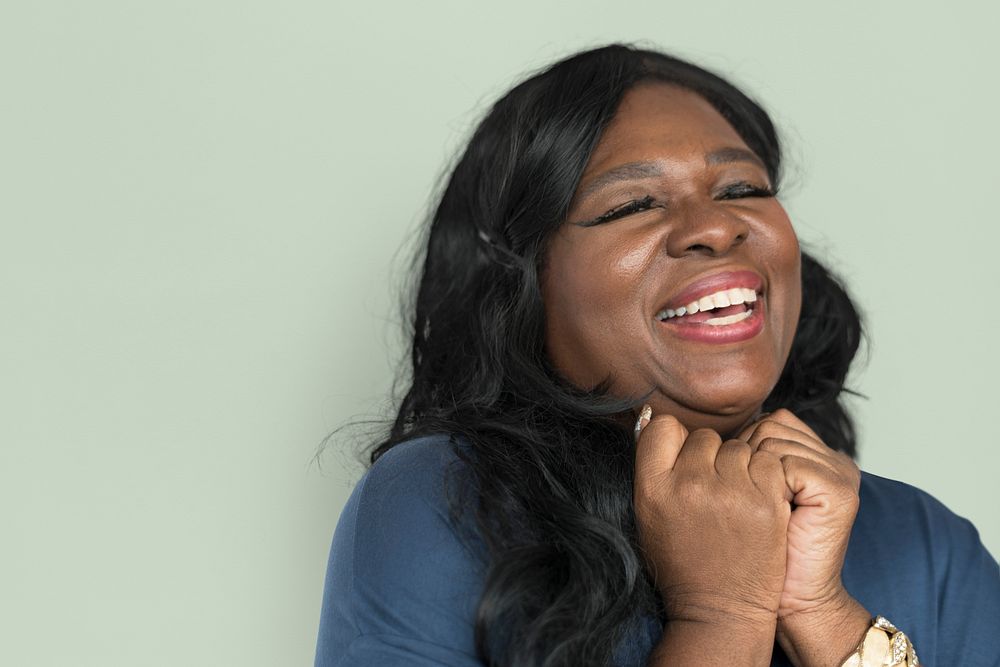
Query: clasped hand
xmin=634 ymin=408 xmax=865 ymax=663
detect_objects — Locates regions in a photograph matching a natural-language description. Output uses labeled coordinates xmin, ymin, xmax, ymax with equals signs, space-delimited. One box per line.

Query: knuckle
xmin=720 ymin=439 xmax=747 ymax=452
xmin=675 ymin=478 xmax=712 ymax=504
xmin=750 ymin=423 xmax=774 ymax=440
xmin=633 ymin=479 xmax=665 ymax=512
xmin=749 ymin=449 xmax=783 ymax=471
xmin=649 ymin=413 xmax=680 ymax=428
xmin=844 ymin=490 xmax=860 ymax=509
xmin=646 ymin=414 xmax=684 ymax=437
xmin=720 ymin=440 xmax=752 ymax=459
xmin=757 ymin=437 xmax=783 ymax=452
xmin=749 ymin=422 xmax=783 ymax=445
xmin=690 ymin=428 xmax=722 ymax=443
xmin=771 ymin=408 xmax=795 ymax=421
xmin=836 ymin=454 xmax=862 ymax=481
xmin=750 ymin=447 xmax=778 ymax=461
xmin=748 ymin=498 xmax=781 ymax=522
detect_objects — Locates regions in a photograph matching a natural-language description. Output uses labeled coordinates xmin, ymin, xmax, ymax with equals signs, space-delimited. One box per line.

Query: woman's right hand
xmin=634 ymin=411 xmax=793 ymax=632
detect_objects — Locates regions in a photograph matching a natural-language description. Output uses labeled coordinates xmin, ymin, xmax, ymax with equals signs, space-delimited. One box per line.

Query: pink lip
xmin=660 ymin=270 xmax=764 ymax=312
xmin=659 ymin=298 xmax=766 ymax=344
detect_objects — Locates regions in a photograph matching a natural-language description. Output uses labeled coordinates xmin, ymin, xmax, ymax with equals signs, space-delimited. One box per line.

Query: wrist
xmin=655 ymin=616 xmax=778 ymax=666
xmin=665 ymin=590 xmax=780 ymax=630
xmin=775 ymin=590 xmax=871 ymax=667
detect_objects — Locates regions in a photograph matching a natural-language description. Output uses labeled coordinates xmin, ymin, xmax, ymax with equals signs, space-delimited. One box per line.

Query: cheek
xmin=769 ymin=213 xmax=803 ymax=346
xmin=541 ymin=232 xmax=652 ymax=385
xmin=545 ymin=233 xmax=648 ymax=318
xmin=784 ymin=257 xmax=803 ymax=349
xmin=611 ymin=239 xmax=651 ymax=277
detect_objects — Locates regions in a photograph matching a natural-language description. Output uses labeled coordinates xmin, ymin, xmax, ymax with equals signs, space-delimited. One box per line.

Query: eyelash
xmin=578 ymin=195 xmax=662 ymax=227
xmin=717 ymin=182 xmax=776 ymax=200
xmin=577 ymin=182 xmax=776 ymax=227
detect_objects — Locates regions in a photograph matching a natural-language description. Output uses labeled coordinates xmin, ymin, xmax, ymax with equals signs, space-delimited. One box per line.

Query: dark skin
xmin=544 ymin=82 xmax=800 ymax=437
xmin=541 ymin=83 xmax=872 ymax=667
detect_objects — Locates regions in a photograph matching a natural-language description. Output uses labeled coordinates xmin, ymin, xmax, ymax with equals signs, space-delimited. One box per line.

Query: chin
xmin=650 ymin=381 xmax=774 ymax=436
xmin=663 ymin=405 xmax=756 ymax=438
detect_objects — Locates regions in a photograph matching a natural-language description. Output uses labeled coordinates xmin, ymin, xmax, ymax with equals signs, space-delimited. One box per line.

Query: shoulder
xmin=855 ymin=470 xmax=986 ymax=554
xmin=351 ymin=433 xmax=485 ymax=607
xmin=845 ymin=471 xmax=1000 ymax=664
xmin=853 ymin=470 xmax=996 ymax=576
xmin=315 ymin=434 xmax=486 ymax=665
xmin=856 ymin=470 xmax=955 ymax=525
xmin=360 ymin=434 xmax=472 ymax=506
xmin=350 ymin=434 xmax=483 ymax=564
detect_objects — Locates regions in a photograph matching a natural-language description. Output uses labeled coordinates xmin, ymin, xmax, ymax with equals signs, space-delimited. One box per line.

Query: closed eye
xmin=716 ymin=182 xmax=776 ymax=200
xmin=574 ymin=195 xmax=665 ymax=227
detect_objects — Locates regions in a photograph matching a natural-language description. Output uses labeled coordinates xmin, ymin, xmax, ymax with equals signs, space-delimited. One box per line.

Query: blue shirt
xmin=315 ymin=435 xmax=1000 ymax=666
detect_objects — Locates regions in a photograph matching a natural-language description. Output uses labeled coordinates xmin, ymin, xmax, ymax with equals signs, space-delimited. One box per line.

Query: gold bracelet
xmin=840 ymin=616 xmax=920 ymax=666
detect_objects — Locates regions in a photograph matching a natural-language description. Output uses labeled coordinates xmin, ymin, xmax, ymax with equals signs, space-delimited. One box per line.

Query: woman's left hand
xmin=738 ymin=409 xmax=871 ymax=666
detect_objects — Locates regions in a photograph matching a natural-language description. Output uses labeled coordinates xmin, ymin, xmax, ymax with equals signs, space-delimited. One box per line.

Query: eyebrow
xmin=706 ymin=147 xmax=767 ymax=170
xmin=575 ymin=147 xmax=768 ymax=201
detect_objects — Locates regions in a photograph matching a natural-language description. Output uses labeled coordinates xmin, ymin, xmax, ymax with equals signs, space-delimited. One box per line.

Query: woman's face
xmin=541 ymin=82 xmax=802 ymax=437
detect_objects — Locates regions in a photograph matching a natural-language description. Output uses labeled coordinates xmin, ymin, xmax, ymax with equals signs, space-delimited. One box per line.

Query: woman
xmin=315 ymin=44 xmax=1000 ymax=666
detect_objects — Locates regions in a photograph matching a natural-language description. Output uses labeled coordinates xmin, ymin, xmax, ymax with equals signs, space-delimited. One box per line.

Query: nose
xmin=664 ymin=203 xmax=749 ymax=258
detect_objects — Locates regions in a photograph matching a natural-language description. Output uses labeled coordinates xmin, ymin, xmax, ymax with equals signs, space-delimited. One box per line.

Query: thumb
xmin=634 ymin=408 xmax=689 ymax=477
xmin=780 ymin=455 xmax=844 ymax=508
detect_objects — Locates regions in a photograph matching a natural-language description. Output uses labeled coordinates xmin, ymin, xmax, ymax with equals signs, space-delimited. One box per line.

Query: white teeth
xmin=656 ymin=287 xmax=759 ymax=321
xmin=705 ymin=310 xmax=754 ymax=326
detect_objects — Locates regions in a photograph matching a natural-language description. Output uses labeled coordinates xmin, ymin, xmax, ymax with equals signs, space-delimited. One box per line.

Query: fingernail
xmin=634 ymin=404 xmax=652 ymax=442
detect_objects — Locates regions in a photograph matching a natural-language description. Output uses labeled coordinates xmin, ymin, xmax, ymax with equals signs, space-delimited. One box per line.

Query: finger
xmin=673 ymin=428 xmax=724 ymax=474
xmin=742 ymin=417 xmax=826 ymax=455
xmin=633 ymin=404 xmax=653 ymax=443
xmin=753 ymin=429 xmax=858 ymax=490
xmin=634 ymin=413 xmax=689 ymax=477
xmin=755 ymin=437 xmax=837 ymax=470
xmin=741 ymin=416 xmax=817 ymax=449
xmin=748 ymin=449 xmax=793 ymax=503
xmin=779 ymin=455 xmax=857 ymax=508
xmin=737 ymin=407 xmax=818 ymax=441
xmin=714 ymin=439 xmax=753 ymax=480
xmin=736 ymin=411 xmax=768 ymax=442
xmin=763 ymin=408 xmax=822 ymax=441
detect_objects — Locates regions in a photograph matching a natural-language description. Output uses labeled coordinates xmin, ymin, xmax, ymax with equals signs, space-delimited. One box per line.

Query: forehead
xmin=581 ymin=82 xmax=750 ymax=177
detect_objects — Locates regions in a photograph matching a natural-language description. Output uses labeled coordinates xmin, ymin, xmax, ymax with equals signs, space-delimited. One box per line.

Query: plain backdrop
xmin=2 ymin=1 xmax=998 ymax=665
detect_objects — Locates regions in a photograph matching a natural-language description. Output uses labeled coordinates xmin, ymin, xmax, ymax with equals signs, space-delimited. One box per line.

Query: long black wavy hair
xmin=369 ymin=44 xmax=863 ymax=667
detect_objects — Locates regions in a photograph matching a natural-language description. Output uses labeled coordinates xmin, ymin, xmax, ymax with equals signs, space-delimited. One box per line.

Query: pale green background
xmin=2 ymin=1 xmax=998 ymax=665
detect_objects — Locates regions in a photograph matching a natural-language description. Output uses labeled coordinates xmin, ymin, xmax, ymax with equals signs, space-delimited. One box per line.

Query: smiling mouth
xmin=656 ymin=287 xmax=757 ymax=326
